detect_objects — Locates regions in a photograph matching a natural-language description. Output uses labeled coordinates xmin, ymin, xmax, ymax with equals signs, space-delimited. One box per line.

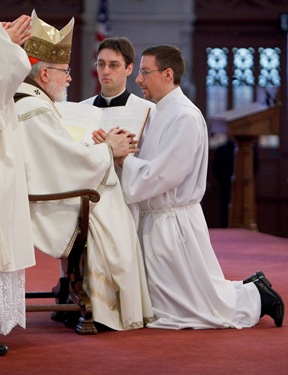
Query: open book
xmin=55 ymin=101 xmax=151 ymax=145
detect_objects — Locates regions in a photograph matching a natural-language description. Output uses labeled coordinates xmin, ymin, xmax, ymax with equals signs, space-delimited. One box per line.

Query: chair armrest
xmin=28 ymin=189 xmax=100 ymax=203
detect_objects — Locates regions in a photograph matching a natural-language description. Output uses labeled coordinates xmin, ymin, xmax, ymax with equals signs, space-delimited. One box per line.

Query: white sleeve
xmin=0 ymin=25 xmax=30 ymax=116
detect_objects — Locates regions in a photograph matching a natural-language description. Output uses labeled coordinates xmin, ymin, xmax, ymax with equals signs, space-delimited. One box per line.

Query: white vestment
xmin=82 ymin=92 xmax=155 ymax=224
xmin=121 ymin=87 xmax=261 ymax=330
xmin=0 ymin=25 xmax=35 ymax=335
xmin=15 ymin=82 xmax=154 ymax=330
xmin=81 ymin=91 xmax=155 ymax=328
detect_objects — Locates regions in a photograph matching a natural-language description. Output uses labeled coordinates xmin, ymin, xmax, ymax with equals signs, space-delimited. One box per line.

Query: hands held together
xmin=2 ymin=15 xmax=32 ymax=46
xmin=93 ymin=128 xmax=139 ymax=167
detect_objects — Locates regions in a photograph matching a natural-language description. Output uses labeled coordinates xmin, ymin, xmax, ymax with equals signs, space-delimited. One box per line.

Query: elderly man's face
xmin=45 ymin=64 xmax=72 ymax=102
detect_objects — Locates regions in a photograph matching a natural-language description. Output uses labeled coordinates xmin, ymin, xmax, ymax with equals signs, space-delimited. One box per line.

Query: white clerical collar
xmin=101 ymin=89 xmax=126 ymax=105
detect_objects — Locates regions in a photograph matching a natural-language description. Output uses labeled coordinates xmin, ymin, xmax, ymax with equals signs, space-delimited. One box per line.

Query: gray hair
xmin=28 ymin=61 xmax=47 ymax=79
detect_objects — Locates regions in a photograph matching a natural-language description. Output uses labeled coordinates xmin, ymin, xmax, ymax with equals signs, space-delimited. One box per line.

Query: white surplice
xmin=121 ymin=87 xmax=261 ymax=330
xmin=0 ymin=25 xmax=35 ymax=335
xmin=15 ymin=81 xmax=154 ymax=330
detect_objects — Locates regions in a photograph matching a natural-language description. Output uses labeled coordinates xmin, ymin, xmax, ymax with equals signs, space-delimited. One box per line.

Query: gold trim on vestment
xmin=125 ymin=321 xmax=144 ymax=329
xmin=144 ymin=316 xmax=156 ymax=324
xmin=60 ymin=225 xmax=80 ymax=259
xmin=96 ymin=141 xmax=114 ymax=195
xmin=89 ymin=269 xmax=115 ymax=289
xmin=88 ymin=285 xmax=118 ymax=311
xmin=17 ymin=107 xmax=52 ymax=122
xmin=124 ymin=317 xmax=156 ymax=330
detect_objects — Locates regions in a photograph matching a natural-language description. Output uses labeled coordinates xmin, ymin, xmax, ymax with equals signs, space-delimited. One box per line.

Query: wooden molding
xmin=195 ymin=0 xmax=288 ymax=21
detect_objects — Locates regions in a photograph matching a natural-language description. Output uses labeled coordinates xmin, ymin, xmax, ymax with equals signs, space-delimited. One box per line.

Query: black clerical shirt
xmin=93 ymin=89 xmax=131 ymax=108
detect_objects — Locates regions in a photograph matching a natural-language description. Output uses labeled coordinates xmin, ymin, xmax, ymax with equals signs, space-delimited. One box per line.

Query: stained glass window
xmin=232 ymin=47 xmax=255 ymax=87
xmin=206 ymin=48 xmax=228 ymax=116
xmin=206 ymin=47 xmax=281 ymax=147
xmin=206 ymin=47 xmax=228 ymax=87
xmin=232 ymin=47 xmax=254 ymax=108
xmin=258 ymin=47 xmax=281 ymax=87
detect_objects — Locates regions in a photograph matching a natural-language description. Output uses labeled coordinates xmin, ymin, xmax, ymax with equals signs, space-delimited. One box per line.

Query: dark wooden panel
xmin=0 ymin=0 xmax=83 ymax=18
xmin=195 ymin=0 xmax=288 ymax=21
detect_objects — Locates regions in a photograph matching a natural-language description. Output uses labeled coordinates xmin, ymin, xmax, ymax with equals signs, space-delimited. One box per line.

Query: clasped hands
xmin=93 ymin=127 xmax=139 ymax=167
xmin=2 ymin=15 xmax=32 ymax=46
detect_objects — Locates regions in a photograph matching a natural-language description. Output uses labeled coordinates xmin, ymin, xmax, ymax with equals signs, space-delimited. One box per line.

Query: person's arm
xmin=0 ymin=17 xmax=31 ymax=115
xmin=2 ymin=15 xmax=31 ymax=45
xmin=114 ymin=155 xmax=128 ymax=168
xmin=121 ymin=111 xmax=208 ymax=204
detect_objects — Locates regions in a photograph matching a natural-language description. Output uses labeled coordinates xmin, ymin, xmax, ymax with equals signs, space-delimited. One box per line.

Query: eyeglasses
xmin=95 ymin=61 xmax=123 ymax=70
xmin=138 ymin=69 xmax=163 ymax=77
xmin=46 ymin=67 xmax=71 ymax=76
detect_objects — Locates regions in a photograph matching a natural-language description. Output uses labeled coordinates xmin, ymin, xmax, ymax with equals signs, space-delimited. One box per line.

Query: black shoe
xmin=64 ymin=311 xmax=81 ymax=328
xmin=93 ymin=321 xmax=113 ymax=332
xmin=51 ymin=311 xmax=67 ymax=322
xmin=0 ymin=344 xmax=8 ymax=356
xmin=254 ymin=276 xmax=284 ymax=327
xmin=243 ymin=271 xmax=272 ymax=287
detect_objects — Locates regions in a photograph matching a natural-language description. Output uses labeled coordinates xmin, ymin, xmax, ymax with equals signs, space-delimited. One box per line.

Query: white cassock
xmin=15 ymin=82 xmax=154 ymax=330
xmin=0 ymin=25 xmax=35 ymax=335
xmin=121 ymin=87 xmax=261 ymax=330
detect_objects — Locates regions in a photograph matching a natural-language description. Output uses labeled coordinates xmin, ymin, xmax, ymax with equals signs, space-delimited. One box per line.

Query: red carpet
xmin=1 ymin=229 xmax=287 ymax=375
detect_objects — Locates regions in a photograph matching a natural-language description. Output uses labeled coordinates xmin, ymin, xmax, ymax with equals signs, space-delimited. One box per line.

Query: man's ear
xmin=40 ymin=66 xmax=49 ymax=83
xmin=164 ymin=68 xmax=174 ymax=82
xmin=126 ymin=63 xmax=133 ymax=77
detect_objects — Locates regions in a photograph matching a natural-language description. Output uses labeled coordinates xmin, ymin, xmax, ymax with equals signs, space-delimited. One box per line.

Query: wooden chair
xmin=25 ymin=189 xmax=100 ymax=335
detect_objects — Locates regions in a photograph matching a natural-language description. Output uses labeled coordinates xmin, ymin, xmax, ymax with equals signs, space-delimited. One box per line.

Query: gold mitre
xmin=24 ymin=10 xmax=74 ymax=64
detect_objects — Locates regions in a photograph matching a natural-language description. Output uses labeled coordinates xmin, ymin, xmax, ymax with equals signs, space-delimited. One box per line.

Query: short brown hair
xmin=141 ymin=45 xmax=185 ymax=85
xmin=98 ymin=37 xmax=135 ymax=68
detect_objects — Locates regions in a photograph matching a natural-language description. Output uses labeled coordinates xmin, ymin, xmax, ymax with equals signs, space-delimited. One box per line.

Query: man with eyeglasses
xmin=103 ymin=44 xmax=284 ymax=331
xmin=14 ymin=11 xmax=154 ymax=332
xmin=82 ymin=37 xmax=154 ymax=111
